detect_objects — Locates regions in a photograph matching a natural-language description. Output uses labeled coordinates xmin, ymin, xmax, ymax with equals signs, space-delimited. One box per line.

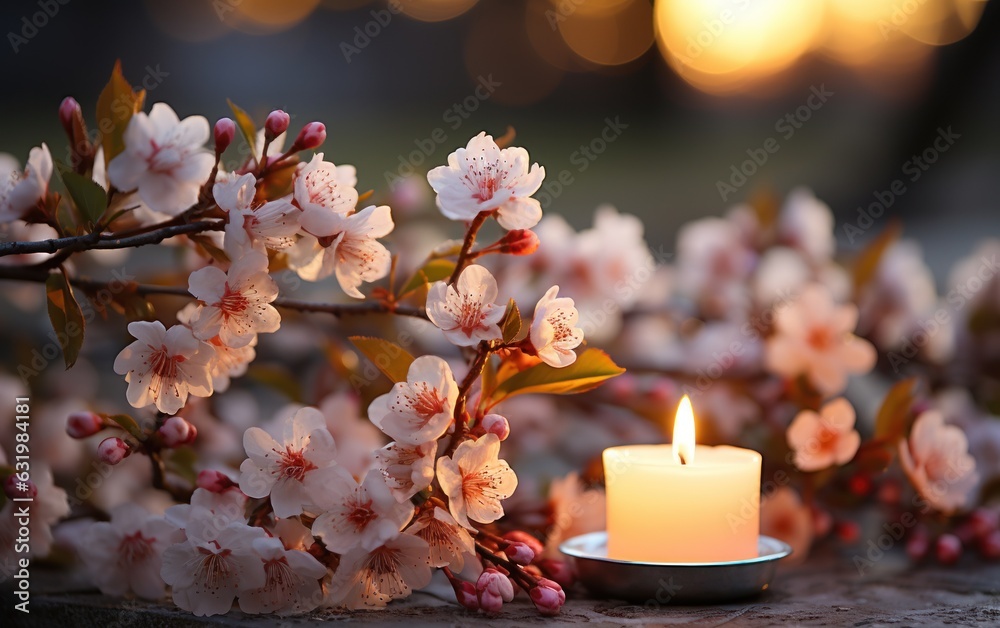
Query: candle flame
xmin=673 ymin=395 xmax=696 ymax=465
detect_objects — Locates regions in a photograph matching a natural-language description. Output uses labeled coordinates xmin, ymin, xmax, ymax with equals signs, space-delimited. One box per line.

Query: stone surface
xmin=5 ymin=552 xmax=1000 ymax=627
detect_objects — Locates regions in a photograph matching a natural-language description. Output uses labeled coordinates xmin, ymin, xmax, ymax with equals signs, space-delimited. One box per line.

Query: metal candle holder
xmin=560 ymin=531 xmax=792 ymax=603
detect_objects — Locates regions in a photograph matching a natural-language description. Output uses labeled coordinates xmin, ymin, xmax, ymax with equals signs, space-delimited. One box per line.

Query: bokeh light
xmin=557 ymin=0 xmax=654 ymax=66
xmin=398 ymin=0 xmax=479 ymax=23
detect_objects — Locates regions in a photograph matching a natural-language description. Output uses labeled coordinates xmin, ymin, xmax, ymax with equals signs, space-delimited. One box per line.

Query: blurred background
xmin=1 ymin=0 xmax=998 ymax=276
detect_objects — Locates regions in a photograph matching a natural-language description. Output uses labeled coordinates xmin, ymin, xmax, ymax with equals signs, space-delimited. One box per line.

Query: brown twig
xmin=445 ymin=344 xmax=493 ymax=456
xmin=0 ymin=265 xmax=429 ymax=320
xmin=0 ymin=220 xmax=224 ymax=257
xmin=448 ymin=211 xmax=491 ymax=285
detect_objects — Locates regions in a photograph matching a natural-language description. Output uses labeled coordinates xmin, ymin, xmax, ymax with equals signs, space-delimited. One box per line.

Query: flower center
xmin=278 ymin=446 xmax=317 ymax=481
xmin=218 ymin=282 xmax=250 ymax=316
xmin=456 ymin=295 xmax=488 ymax=336
xmin=264 ymin=556 xmax=294 ymax=588
xmin=407 ymin=383 xmax=446 ymax=419
xmin=119 ymin=531 xmax=155 ymax=565
xmin=348 ymin=499 xmax=378 ymax=532
xmin=148 ymin=345 xmax=183 ymax=379
xmin=146 ymin=140 xmax=181 ymax=175
xmin=196 ymin=547 xmax=233 ymax=589
xmin=806 ymin=327 xmax=834 ymax=351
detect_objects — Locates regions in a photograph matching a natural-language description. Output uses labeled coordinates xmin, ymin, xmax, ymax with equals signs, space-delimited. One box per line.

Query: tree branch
xmin=445 ymin=344 xmax=492 ymax=456
xmin=0 ymin=220 xmax=224 ymax=257
xmin=448 ymin=211 xmax=491 ymax=284
xmin=0 ymin=265 xmax=429 ymax=320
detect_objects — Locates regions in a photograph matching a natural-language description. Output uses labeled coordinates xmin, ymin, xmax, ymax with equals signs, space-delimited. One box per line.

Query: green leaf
xmin=227 ymin=99 xmax=257 ymax=158
xmin=399 ymin=258 xmax=455 ymax=297
xmin=874 ymin=377 xmax=920 ymax=442
xmin=247 ymin=364 xmax=303 ymax=402
xmin=500 ymin=298 xmax=521 ymax=343
xmin=349 ymin=336 xmax=415 ymax=384
xmin=60 ymin=169 xmax=108 ymax=227
xmin=96 ymin=61 xmax=145 ymax=166
xmin=489 ymin=348 xmax=625 ymax=406
xmin=102 ymin=413 xmax=145 ymax=441
xmin=45 ymin=272 xmax=86 ymax=369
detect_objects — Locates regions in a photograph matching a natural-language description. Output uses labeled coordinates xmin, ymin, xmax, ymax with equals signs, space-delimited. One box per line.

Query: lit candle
xmin=603 ymin=395 xmax=762 ymax=563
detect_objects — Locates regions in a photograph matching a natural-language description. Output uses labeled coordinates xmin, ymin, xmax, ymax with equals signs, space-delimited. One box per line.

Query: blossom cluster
xmin=1 ymin=64 xmax=999 ymax=620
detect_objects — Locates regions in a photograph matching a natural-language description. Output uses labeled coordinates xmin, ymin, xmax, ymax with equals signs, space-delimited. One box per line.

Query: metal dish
xmin=559 ymin=531 xmax=792 ymax=604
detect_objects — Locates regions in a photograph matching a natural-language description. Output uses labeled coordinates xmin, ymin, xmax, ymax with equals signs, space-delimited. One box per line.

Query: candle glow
xmin=604 ymin=396 xmax=762 ymax=563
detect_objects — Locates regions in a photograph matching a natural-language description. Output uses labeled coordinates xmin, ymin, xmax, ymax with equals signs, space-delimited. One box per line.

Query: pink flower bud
xmin=906 ymin=527 xmax=930 ymax=562
xmin=503 ymin=541 xmax=535 ymax=565
xmin=449 ymin=579 xmax=479 ymax=610
xmin=293 ymin=121 xmax=326 ymax=151
xmin=497 ymin=229 xmax=539 ymax=256
xmin=969 ymin=508 xmax=999 ymax=540
xmin=98 ymin=437 xmax=130 ymax=465
xmin=59 ymin=97 xmax=81 ymax=135
xmin=196 ymin=469 xmax=236 ymax=493
xmin=935 ymin=534 xmax=962 ymax=565
xmin=3 ymin=475 xmax=37 ymax=500
xmin=503 ymin=530 xmax=544 ymax=558
xmin=66 ymin=411 xmax=104 ymax=439
xmin=214 ymin=118 xmax=236 ymax=155
xmin=538 ymin=558 xmax=574 ymax=587
xmin=529 ymin=578 xmax=565 ymax=616
xmin=158 ymin=416 xmax=196 ymax=447
xmin=476 ymin=568 xmax=514 ymax=614
xmin=265 ymin=109 xmax=290 ymax=139
xmin=980 ymin=530 xmax=1000 ymax=560
xmin=481 ymin=413 xmax=510 ymax=441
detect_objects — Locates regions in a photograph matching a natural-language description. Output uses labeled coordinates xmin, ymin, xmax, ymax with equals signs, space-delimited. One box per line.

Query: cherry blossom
xmin=786 ymin=398 xmax=862 ymax=472
xmin=113 ymin=321 xmax=214 ymax=414
xmin=176 ymin=302 xmax=256 ymax=392
xmin=543 ymin=471 xmax=605 ymax=559
xmin=165 ymin=487 xmax=247 ymax=535
xmin=288 ymin=205 xmax=393 ymax=298
xmin=437 ymin=434 xmax=518 ymax=529
xmin=215 ymin=172 xmax=300 ymax=256
xmin=760 ymin=487 xmax=814 ymax=564
xmin=188 ymin=251 xmax=280 ymax=348
xmin=78 ymin=503 xmax=184 ymax=600
xmin=107 ymin=103 xmax=214 ymax=215
xmin=765 ymin=283 xmax=877 ymax=396
xmin=778 ymin=187 xmax=835 ymax=264
xmin=427 ymin=132 xmax=545 ymax=230
xmin=368 ymin=355 xmax=459 ymax=445
xmin=294 ymin=153 xmax=359 ymax=226
xmin=326 ymin=533 xmax=433 ymax=610
xmin=900 ymin=410 xmax=978 ymax=514
xmin=676 ymin=216 xmax=755 ymax=318
xmin=238 ymin=536 xmax=327 ymax=615
xmin=374 ymin=440 xmax=437 ymax=502
xmin=311 ymin=468 xmax=414 ymax=553
xmin=530 ymin=285 xmax=584 ymax=368
xmin=239 ymin=407 xmax=341 ymax=518
xmin=0 ymin=144 xmax=52 ymax=223
xmin=406 ymin=506 xmax=476 ymax=571
xmin=160 ymin=521 xmax=267 ymax=616
xmin=426 ymin=264 xmax=505 ymax=347
xmin=0 ymin=466 xmax=69 ymax=564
